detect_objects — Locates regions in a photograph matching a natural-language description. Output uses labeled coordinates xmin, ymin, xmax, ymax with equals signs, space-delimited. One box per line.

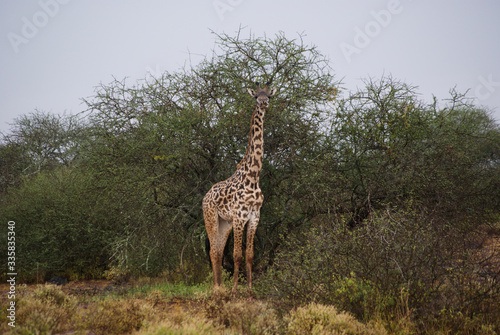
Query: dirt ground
xmin=1 ymin=279 xmax=115 ymax=298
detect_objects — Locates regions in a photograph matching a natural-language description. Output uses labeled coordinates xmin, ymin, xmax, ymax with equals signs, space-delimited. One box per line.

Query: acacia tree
xmin=82 ymin=31 xmax=340 ymax=278
xmin=6 ymin=111 xmax=86 ymax=170
xmin=0 ymin=111 xmax=88 ymax=195
xmin=293 ymin=77 xmax=500 ymax=228
xmin=0 ymin=112 xmax=112 ymax=281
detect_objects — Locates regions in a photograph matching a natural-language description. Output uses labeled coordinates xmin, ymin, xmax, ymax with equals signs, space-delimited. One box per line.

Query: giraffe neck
xmin=238 ymin=106 xmax=265 ymax=182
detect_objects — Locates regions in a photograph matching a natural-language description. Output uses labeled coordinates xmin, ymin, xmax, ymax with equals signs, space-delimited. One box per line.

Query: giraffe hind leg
xmin=206 ymin=211 xmax=232 ymax=287
xmin=204 ymin=205 xmax=223 ymax=287
xmin=215 ymin=217 xmax=232 ymax=286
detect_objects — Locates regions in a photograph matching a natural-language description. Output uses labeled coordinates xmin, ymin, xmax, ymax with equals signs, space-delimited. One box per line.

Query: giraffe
xmin=203 ymin=82 xmax=276 ymax=292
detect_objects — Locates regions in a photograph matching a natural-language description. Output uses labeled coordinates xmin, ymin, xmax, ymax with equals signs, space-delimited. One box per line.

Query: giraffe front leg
xmin=246 ymin=212 xmax=259 ymax=290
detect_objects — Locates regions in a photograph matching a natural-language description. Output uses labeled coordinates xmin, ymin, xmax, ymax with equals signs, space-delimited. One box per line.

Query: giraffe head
xmin=247 ymin=82 xmax=277 ymax=109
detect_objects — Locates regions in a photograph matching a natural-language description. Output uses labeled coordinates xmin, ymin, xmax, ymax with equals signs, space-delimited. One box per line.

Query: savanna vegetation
xmin=1 ymin=31 xmax=500 ymax=333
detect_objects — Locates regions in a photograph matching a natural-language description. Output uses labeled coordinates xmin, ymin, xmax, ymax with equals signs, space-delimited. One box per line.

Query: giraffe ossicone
xmin=203 ymin=82 xmax=276 ymax=292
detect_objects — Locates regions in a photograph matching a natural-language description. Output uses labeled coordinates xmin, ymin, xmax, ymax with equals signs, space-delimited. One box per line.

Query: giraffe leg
xmin=209 ymin=245 xmax=222 ymax=287
xmin=216 ymin=218 xmax=232 ymax=286
xmin=204 ymin=206 xmax=227 ymax=288
xmin=246 ymin=212 xmax=260 ymax=290
xmin=232 ymin=220 xmax=245 ymax=293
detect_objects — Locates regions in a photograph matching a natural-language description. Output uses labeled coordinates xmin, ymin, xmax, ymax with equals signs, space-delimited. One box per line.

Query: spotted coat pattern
xmin=203 ymin=84 xmax=276 ymax=292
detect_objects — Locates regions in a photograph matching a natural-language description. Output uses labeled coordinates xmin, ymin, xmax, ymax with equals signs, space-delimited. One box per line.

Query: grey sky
xmin=1 ymin=0 xmax=499 ymax=134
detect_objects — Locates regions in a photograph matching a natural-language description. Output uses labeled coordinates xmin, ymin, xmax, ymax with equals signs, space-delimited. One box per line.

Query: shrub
xmin=0 ymin=168 xmax=119 ymax=282
xmin=141 ymin=314 xmax=223 ymax=335
xmin=12 ymin=284 xmax=77 ymax=334
xmin=221 ymin=300 xmax=280 ymax=334
xmin=285 ymin=303 xmax=386 ymax=335
xmin=80 ymin=298 xmax=146 ymax=334
xmin=258 ymin=206 xmax=500 ymax=332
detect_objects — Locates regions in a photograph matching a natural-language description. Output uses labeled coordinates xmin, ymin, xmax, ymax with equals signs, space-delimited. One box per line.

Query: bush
xmin=80 ymin=298 xmax=146 ymax=334
xmin=11 ymin=284 xmax=77 ymax=334
xmin=258 ymin=206 xmax=500 ymax=332
xmin=142 ymin=312 xmax=223 ymax=335
xmin=221 ymin=300 xmax=280 ymax=334
xmin=285 ymin=303 xmax=386 ymax=335
xmin=0 ymin=168 xmax=118 ymax=282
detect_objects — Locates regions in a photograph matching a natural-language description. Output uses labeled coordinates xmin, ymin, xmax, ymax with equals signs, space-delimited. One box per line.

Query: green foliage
xmin=0 ymin=141 xmax=30 ymax=193
xmin=258 ymin=205 xmax=500 ymax=332
xmin=0 ymin=167 xmax=118 ymax=281
xmin=302 ymin=77 xmax=500 ymax=228
xmin=1 ymin=111 xmax=86 ymax=175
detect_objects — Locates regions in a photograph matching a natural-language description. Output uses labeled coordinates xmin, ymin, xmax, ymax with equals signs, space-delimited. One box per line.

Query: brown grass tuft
xmin=221 ymin=300 xmax=280 ymax=334
xmin=11 ymin=284 xmax=77 ymax=334
xmin=80 ymin=298 xmax=146 ymax=334
xmin=137 ymin=309 xmax=223 ymax=335
xmin=285 ymin=303 xmax=387 ymax=335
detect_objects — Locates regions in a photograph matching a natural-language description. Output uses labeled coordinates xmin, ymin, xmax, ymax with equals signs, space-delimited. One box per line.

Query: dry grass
xmin=0 ymin=281 xmax=377 ymax=335
xmin=1 ymin=269 xmax=498 ymax=335
xmin=8 ymin=284 xmax=78 ymax=334
xmin=285 ymin=303 xmax=387 ymax=335
xmin=79 ymin=298 xmax=147 ymax=334
xmin=220 ymin=300 xmax=280 ymax=334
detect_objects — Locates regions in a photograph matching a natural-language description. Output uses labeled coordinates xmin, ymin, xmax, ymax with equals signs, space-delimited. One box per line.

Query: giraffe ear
xmin=269 ymin=88 xmax=277 ymax=96
xmin=247 ymin=88 xmax=257 ymax=97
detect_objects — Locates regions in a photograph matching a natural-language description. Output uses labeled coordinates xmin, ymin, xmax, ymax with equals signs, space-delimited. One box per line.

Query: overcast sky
xmin=1 ymin=0 xmax=500 ymax=134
